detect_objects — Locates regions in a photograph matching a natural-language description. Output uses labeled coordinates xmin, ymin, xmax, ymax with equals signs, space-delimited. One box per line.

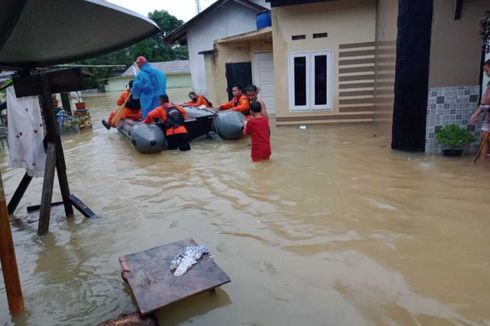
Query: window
xmin=288 ymin=50 xmax=333 ymax=111
xmin=294 ymin=57 xmax=307 ymax=106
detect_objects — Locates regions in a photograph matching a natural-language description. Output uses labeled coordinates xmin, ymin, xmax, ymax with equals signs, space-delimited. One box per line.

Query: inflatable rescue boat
xmin=116 ymin=108 xmax=246 ymax=154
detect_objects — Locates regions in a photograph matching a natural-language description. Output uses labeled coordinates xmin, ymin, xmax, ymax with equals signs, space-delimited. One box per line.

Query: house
xmin=163 ymin=0 xmax=270 ymax=95
xmin=105 ymin=60 xmax=192 ymax=102
xmin=202 ymin=0 xmax=490 ymax=153
xmin=203 ymin=0 xmax=395 ymax=118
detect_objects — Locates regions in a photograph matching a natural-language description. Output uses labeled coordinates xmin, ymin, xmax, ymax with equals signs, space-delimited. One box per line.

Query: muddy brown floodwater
xmin=1 ymin=93 xmax=489 ymax=326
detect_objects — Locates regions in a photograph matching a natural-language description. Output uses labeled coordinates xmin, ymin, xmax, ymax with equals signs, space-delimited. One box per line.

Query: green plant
xmin=480 ymin=11 xmax=490 ymax=51
xmin=436 ymin=124 xmax=475 ymax=149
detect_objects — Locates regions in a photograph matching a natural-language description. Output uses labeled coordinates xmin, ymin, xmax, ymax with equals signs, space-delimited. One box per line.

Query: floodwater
xmin=1 ymin=93 xmax=489 ymax=326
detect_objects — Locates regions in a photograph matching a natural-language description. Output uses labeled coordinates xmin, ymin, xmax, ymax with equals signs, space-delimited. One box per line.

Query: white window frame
xmin=288 ymin=49 xmax=333 ymax=112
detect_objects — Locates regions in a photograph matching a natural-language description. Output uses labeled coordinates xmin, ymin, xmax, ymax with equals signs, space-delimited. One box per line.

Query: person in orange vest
xmin=218 ymin=85 xmax=250 ymax=114
xmin=143 ymin=94 xmax=191 ymax=151
xmin=184 ymin=91 xmax=212 ymax=108
xmin=102 ymin=80 xmax=142 ymax=129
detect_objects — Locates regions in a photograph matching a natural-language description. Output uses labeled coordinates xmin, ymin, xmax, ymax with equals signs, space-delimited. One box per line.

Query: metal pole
xmin=0 ymin=170 xmax=25 ymax=314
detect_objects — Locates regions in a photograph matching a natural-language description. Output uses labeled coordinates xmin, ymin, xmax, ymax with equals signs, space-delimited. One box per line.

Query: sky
xmin=107 ymin=0 xmax=217 ymax=22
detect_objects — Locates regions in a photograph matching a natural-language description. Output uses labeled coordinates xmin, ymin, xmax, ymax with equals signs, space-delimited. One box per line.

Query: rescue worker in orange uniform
xmin=143 ymin=94 xmax=191 ymax=151
xmin=218 ymin=85 xmax=250 ymax=114
xmin=184 ymin=91 xmax=212 ymax=108
xmin=102 ymin=80 xmax=142 ymax=129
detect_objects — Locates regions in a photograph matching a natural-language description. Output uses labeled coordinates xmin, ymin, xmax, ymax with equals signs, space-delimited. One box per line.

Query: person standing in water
xmin=471 ymin=59 xmax=490 ymax=161
xmin=131 ymin=56 xmax=166 ymax=118
xmin=143 ymin=95 xmax=190 ymax=152
xmin=246 ymin=85 xmax=268 ymax=117
xmin=243 ymin=101 xmax=271 ymax=162
xmin=218 ymin=85 xmax=250 ymax=114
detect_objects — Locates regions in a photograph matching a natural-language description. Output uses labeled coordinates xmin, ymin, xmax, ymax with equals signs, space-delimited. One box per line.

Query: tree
xmin=75 ymin=10 xmax=188 ymax=89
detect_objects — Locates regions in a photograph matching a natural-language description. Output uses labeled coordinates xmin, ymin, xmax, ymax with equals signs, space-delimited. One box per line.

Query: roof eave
xmin=163 ymin=0 xmax=269 ymax=44
xmin=266 ymin=0 xmax=331 ymax=7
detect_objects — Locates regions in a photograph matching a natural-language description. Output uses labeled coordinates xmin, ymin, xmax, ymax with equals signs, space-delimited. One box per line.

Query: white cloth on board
xmin=6 ymin=86 xmax=46 ymax=177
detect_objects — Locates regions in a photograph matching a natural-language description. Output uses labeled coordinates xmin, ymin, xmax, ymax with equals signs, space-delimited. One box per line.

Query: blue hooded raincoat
xmin=132 ymin=63 xmax=167 ymax=118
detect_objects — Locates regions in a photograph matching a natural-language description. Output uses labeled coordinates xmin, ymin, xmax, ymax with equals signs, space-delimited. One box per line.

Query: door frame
xmin=252 ymin=51 xmax=276 ymax=113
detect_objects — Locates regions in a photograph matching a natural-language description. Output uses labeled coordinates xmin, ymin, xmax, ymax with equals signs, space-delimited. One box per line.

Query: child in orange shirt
xmin=243 ymin=101 xmax=271 ymax=162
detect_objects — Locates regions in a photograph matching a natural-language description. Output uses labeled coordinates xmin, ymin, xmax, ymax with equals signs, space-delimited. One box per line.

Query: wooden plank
xmin=7 ymin=173 xmax=32 ymax=215
xmin=339 ymin=41 xmax=375 ymax=49
xmin=339 ymin=58 xmax=376 ymax=66
xmin=339 ymin=90 xmax=375 ymax=97
xmin=12 ymin=68 xmax=86 ymax=98
xmin=339 ymin=106 xmax=375 ymax=112
xmin=339 ymin=98 xmax=374 ymax=105
xmin=120 ymin=239 xmax=230 ymax=316
xmin=69 ymin=194 xmax=96 ymax=218
xmin=339 ymin=49 xmax=376 ymax=58
xmin=374 ymin=81 xmax=394 ymax=88
xmin=40 ymin=73 xmax=74 ymax=218
xmin=339 ymin=82 xmax=375 ymax=89
xmin=0 ymin=169 xmax=24 ymax=314
xmin=26 ymin=201 xmax=64 ymax=213
xmin=38 ymin=143 xmax=57 ymax=236
xmin=376 ymin=65 xmax=396 ymax=72
xmin=339 ymin=66 xmax=375 ymax=74
xmin=339 ymin=74 xmax=375 ymax=82
xmin=276 ymin=112 xmax=374 ymax=123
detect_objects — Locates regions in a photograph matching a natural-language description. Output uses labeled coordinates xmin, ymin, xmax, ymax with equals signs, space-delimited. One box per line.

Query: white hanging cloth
xmin=6 ymin=86 xmax=46 ymax=177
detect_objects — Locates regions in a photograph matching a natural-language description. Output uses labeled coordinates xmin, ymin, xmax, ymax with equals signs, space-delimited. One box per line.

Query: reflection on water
xmin=1 ymin=94 xmax=489 ymax=325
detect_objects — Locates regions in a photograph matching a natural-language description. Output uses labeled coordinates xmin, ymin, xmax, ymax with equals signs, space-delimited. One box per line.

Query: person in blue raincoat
xmin=131 ymin=56 xmax=167 ymax=118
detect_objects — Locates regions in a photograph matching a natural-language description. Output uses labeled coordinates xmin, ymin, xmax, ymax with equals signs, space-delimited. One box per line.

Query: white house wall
xmin=250 ymin=0 xmax=270 ymax=9
xmin=187 ymin=1 xmax=262 ymax=94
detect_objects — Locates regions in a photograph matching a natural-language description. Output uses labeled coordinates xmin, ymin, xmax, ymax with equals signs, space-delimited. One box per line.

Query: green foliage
xmin=481 ymin=11 xmax=490 ymax=51
xmin=436 ymin=124 xmax=475 ymax=149
xmin=75 ymin=10 xmax=188 ymax=89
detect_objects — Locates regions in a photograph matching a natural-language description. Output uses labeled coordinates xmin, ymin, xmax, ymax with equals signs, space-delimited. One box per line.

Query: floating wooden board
xmin=69 ymin=194 xmax=96 ymax=218
xmin=119 ymin=239 xmax=230 ymax=316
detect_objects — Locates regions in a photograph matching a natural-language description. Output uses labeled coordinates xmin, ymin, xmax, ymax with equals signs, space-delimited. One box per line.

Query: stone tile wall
xmin=425 ymin=85 xmax=483 ymax=154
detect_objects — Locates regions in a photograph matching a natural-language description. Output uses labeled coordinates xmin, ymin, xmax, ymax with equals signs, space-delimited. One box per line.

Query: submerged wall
xmin=271 ymin=0 xmax=377 ymax=125
xmin=425 ymin=0 xmax=489 ymax=154
xmin=204 ymin=35 xmax=272 ymax=107
xmin=187 ymin=1 xmax=262 ymax=95
xmin=373 ymin=0 xmax=397 ymax=132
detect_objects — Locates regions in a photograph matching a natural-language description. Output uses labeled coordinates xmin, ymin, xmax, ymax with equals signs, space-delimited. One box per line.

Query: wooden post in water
xmin=38 ymin=143 xmax=57 ymax=235
xmin=40 ymin=74 xmax=74 ymax=219
xmin=0 ymin=170 xmax=25 ymax=314
xmin=7 ymin=173 xmax=32 ymax=215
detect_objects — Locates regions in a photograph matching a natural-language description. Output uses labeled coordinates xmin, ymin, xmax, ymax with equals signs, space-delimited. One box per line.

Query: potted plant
xmin=436 ymin=124 xmax=475 ymax=156
xmin=74 ymin=91 xmax=87 ymax=110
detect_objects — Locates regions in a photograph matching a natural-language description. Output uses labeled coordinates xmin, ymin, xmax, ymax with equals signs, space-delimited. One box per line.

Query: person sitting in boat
xmin=102 ymin=80 xmax=142 ymax=129
xmin=131 ymin=56 xmax=167 ymax=118
xmin=246 ymin=84 xmax=268 ymax=118
xmin=184 ymin=91 xmax=212 ymax=108
xmin=143 ymin=94 xmax=191 ymax=151
xmin=218 ymin=85 xmax=250 ymax=115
